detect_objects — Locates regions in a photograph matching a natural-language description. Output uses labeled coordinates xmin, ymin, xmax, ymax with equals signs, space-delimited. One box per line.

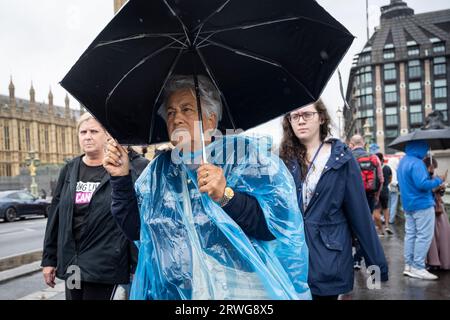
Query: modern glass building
xmin=344 ymin=0 xmax=449 ymax=153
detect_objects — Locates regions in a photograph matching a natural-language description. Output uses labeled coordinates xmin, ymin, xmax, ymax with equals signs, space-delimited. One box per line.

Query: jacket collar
xmin=286 ymin=139 xmax=352 ymax=172
xmin=324 ymin=139 xmax=353 ymax=171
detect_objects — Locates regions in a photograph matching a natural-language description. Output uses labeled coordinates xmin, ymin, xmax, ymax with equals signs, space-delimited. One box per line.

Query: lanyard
xmin=302 ymin=142 xmax=324 ymax=212
xmin=303 ymin=142 xmax=325 ymax=182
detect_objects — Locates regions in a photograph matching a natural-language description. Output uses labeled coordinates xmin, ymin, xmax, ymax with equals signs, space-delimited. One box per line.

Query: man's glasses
xmin=288 ymin=111 xmax=319 ymax=123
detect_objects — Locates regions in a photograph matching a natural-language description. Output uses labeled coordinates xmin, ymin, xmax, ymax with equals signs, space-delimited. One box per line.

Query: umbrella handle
xmin=192 ymin=73 xmax=208 ymax=164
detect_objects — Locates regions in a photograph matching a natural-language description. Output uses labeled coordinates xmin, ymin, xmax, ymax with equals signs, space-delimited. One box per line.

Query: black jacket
xmin=41 ymin=154 xmax=148 ymax=284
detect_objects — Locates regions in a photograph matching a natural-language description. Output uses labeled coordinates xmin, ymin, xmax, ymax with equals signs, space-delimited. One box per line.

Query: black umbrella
xmin=61 ymin=0 xmax=354 ymax=145
xmin=388 ymin=128 xmax=450 ymax=152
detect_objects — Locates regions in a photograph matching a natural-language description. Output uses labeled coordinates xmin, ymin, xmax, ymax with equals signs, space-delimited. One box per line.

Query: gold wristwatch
xmin=218 ymin=187 xmax=235 ymax=207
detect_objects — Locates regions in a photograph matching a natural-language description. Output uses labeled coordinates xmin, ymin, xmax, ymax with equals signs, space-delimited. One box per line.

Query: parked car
xmin=0 ymin=190 xmax=51 ymax=222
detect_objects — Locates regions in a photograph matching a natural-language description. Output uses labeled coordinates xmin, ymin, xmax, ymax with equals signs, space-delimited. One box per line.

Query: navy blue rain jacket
xmin=286 ymin=139 xmax=388 ymax=296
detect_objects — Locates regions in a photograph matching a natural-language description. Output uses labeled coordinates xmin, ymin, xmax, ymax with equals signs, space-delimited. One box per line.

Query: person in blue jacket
xmin=397 ymin=140 xmax=446 ymax=280
xmin=279 ymin=99 xmax=388 ymax=300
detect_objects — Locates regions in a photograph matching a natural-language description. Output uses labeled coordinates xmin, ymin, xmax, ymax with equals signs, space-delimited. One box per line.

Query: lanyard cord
xmin=303 ymin=142 xmax=325 ymax=182
xmin=302 ymin=142 xmax=325 ymax=212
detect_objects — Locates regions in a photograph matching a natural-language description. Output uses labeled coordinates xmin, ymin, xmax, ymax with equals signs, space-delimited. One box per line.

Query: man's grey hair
xmin=157 ymin=75 xmax=223 ymax=126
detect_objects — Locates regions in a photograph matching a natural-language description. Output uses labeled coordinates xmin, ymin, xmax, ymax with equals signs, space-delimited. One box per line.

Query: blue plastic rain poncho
xmin=130 ymin=135 xmax=310 ymax=300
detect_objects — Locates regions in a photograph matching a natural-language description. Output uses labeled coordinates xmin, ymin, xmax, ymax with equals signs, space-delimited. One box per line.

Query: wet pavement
xmin=342 ymin=218 xmax=450 ymax=300
xmin=1 ymin=216 xmax=450 ymax=300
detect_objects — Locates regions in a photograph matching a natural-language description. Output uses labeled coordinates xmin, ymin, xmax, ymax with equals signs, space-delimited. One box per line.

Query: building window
xmin=359 ymin=53 xmax=371 ymax=64
xmin=434 ymin=79 xmax=447 ymax=98
xmin=384 ymin=63 xmax=396 ymax=81
xmin=409 ymin=81 xmax=422 ymax=101
xmin=383 ymin=49 xmax=395 ymax=60
xmin=360 ymin=94 xmax=373 ymax=107
xmin=17 ymin=126 xmax=22 ymax=151
xmin=433 ymin=42 xmax=445 ymax=54
xmin=385 ymin=84 xmax=397 ymax=103
xmin=385 ymin=106 xmax=398 ymax=126
xmin=357 ymin=109 xmax=374 ymax=119
xmin=25 ymin=127 xmax=31 ymax=151
xmin=356 ymin=66 xmax=372 ymax=86
xmin=435 ymin=102 xmax=448 ymax=121
xmin=433 ymin=57 xmax=446 ymax=76
xmin=408 ymin=46 xmax=420 ymax=56
xmin=355 ymin=86 xmax=373 ymax=109
xmin=385 ymin=128 xmax=399 ymax=138
xmin=409 ymin=104 xmax=423 ymax=125
xmin=408 ymin=60 xmax=421 ymax=79
xmin=61 ymin=131 xmax=66 ymax=154
xmin=37 ymin=129 xmax=41 ymax=152
xmin=2 ymin=164 xmax=12 ymax=177
xmin=4 ymin=126 xmax=10 ymax=150
xmin=44 ymin=129 xmax=49 ymax=152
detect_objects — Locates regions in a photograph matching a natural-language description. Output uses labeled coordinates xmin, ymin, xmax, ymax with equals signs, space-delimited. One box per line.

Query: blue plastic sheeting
xmin=130 ymin=135 xmax=311 ymax=300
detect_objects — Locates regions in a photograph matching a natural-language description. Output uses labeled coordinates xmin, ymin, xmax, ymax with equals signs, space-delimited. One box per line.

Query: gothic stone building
xmin=0 ymin=79 xmax=80 ymax=176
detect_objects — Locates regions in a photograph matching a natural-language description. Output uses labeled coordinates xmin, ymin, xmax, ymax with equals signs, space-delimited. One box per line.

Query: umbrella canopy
xmin=61 ymin=0 xmax=354 ymax=145
xmin=388 ymin=128 xmax=450 ymax=152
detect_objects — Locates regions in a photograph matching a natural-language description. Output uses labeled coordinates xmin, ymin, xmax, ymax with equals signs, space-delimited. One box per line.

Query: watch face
xmin=225 ymin=187 xmax=234 ymax=198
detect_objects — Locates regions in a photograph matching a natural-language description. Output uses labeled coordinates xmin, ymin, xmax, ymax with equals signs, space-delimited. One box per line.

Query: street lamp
xmin=363 ymin=119 xmax=372 ymax=149
xmin=337 ymin=107 xmax=343 ymax=139
xmin=25 ymin=151 xmax=41 ymax=197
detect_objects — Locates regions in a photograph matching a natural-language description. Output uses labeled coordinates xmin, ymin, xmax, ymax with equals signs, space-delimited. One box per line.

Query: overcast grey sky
xmin=1 ymin=0 xmax=449 ymax=141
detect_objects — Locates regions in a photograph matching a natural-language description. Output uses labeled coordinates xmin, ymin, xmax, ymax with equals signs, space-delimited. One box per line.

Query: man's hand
xmin=103 ymin=139 xmax=130 ymax=177
xmin=197 ymin=163 xmax=226 ymax=202
xmin=43 ymin=266 xmax=56 ymax=288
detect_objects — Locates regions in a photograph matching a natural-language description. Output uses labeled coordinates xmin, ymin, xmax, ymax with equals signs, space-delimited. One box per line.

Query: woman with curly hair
xmin=279 ymin=99 xmax=388 ymax=300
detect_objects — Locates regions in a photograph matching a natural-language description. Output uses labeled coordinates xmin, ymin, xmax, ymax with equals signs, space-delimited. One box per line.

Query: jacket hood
xmin=405 ymin=140 xmax=429 ymax=159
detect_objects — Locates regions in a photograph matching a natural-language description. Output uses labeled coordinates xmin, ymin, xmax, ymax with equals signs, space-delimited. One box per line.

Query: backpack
xmin=355 ymin=152 xmax=380 ymax=193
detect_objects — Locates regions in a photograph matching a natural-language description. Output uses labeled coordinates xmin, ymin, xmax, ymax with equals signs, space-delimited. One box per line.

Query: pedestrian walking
xmin=424 ymin=157 xmax=450 ymax=270
xmin=350 ymin=135 xmax=384 ymax=228
xmin=41 ymin=112 xmax=147 ymax=300
xmin=373 ymin=153 xmax=393 ymax=236
xmin=103 ymin=75 xmax=311 ymax=300
xmin=349 ymin=135 xmax=384 ymax=268
xmin=397 ymin=140 xmax=446 ymax=280
xmin=387 ymin=157 xmax=400 ymax=224
xmin=280 ymin=99 xmax=388 ymax=300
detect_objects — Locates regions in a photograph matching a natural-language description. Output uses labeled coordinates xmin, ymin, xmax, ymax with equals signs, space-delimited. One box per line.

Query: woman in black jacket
xmin=41 ymin=112 xmax=146 ymax=300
